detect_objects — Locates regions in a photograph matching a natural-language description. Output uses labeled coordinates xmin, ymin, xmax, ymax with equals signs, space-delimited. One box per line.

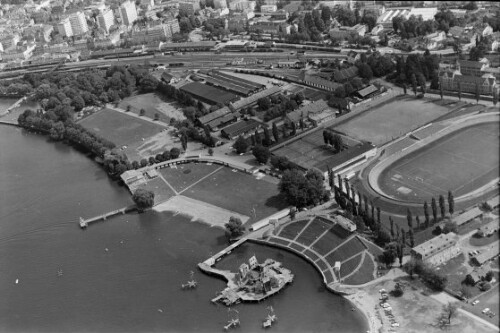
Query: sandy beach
xmin=344 ymin=270 xmax=498 ymax=333
xmin=153 ymin=195 xmax=249 ymax=229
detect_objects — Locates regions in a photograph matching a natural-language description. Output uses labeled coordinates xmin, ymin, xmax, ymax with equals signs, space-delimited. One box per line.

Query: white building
xmin=320 ymin=0 xmax=356 ymax=10
xmin=411 ymin=232 xmax=460 ymax=266
xmin=68 ymin=11 xmax=88 ymax=36
xmin=57 ymin=17 xmax=73 ymax=37
xmin=97 ymin=8 xmax=115 ymax=33
xmin=120 ymin=0 xmax=138 ymax=26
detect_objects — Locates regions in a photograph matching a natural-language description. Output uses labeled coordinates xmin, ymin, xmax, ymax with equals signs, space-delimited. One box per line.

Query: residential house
xmin=424 ymin=30 xmax=446 ymax=50
xmin=330 ymin=24 xmax=367 ymax=40
xmin=471 ymin=241 xmax=500 ymax=266
xmin=411 ymin=232 xmax=461 ymax=266
xmin=285 ymin=99 xmax=332 ymax=126
xmin=476 ymin=219 xmax=499 ymax=237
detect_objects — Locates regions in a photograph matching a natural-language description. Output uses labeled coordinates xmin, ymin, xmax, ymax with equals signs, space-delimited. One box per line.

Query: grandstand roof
xmin=314 ymin=142 xmax=375 ymax=173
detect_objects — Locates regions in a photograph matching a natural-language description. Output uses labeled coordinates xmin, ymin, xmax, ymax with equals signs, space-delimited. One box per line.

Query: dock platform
xmin=79 ymin=205 xmax=136 ymax=228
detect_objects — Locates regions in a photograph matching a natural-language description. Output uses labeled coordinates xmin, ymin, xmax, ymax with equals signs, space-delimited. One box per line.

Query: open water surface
xmin=0 ymin=125 xmax=367 ymax=332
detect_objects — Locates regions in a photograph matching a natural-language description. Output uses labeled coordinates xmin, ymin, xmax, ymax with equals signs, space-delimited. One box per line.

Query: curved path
xmin=353 ymin=112 xmax=500 ymax=217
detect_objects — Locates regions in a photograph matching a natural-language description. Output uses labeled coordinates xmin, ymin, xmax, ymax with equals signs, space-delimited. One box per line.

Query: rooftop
xmin=412 ymin=232 xmax=458 ymax=257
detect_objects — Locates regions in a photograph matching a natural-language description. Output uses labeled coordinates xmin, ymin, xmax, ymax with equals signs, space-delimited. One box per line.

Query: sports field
xmin=118 ymin=93 xmax=185 ymax=122
xmin=378 ymin=122 xmax=499 ymax=202
xmin=332 ymin=96 xmax=453 ymax=145
xmin=159 ymin=164 xmax=288 ymax=224
xmin=79 ymin=108 xmax=165 ymax=147
xmin=79 ymin=108 xmax=176 ymax=161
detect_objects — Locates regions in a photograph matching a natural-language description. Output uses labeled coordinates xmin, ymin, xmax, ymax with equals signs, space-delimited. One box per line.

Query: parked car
xmin=472 ymin=300 xmax=480 ymax=306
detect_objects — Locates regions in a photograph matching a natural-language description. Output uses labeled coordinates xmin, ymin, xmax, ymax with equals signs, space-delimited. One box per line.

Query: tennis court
xmin=378 ymin=122 xmax=499 ymax=201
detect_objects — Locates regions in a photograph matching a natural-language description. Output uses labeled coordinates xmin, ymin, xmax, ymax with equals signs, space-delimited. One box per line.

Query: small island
xmin=204 ymin=256 xmax=293 ymax=306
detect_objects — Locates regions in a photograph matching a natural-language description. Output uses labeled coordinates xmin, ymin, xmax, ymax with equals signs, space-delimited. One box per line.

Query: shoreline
xmin=153 ymin=195 xmax=249 ymax=229
xmin=346 ymin=291 xmax=382 ymax=333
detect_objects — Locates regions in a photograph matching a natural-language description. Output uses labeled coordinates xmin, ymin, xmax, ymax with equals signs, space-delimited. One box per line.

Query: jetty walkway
xmin=79 ymin=205 xmax=136 ymax=228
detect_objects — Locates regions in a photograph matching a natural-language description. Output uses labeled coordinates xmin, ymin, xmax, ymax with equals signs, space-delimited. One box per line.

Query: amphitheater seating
xmin=311 ymin=224 xmax=350 ymax=256
xmin=295 ymin=217 xmax=333 ymax=247
xmin=278 ymin=220 xmax=309 ymax=240
xmin=339 ymin=252 xmax=363 ymax=279
xmin=324 ymin=236 xmax=366 ymax=266
xmin=268 ymin=237 xmax=290 ymax=247
xmin=343 ymin=253 xmax=376 ymax=285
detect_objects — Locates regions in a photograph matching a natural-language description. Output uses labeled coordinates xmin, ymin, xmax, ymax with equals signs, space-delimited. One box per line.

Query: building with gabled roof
xmin=299 ymin=72 xmax=342 ymax=92
xmin=332 ymin=66 xmax=358 ymax=83
xmin=286 ymin=99 xmax=332 ymax=125
xmin=439 ymin=70 xmax=497 ymax=95
xmin=471 ymin=240 xmax=500 ymax=266
xmin=411 ymin=232 xmax=460 ymax=266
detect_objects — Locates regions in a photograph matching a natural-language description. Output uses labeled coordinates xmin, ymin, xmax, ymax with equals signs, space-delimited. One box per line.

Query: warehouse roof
xmin=180 ymin=82 xmax=239 ymax=105
xmin=197 ymin=106 xmax=232 ymax=125
xmin=230 ymin=86 xmax=281 ymax=110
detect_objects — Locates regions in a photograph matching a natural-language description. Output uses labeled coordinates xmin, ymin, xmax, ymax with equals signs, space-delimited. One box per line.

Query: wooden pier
xmin=79 ymin=205 xmax=136 ymax=228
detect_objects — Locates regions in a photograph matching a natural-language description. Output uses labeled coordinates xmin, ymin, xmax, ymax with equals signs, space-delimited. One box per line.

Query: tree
xmin=391 ymin=282 xmax=404 ymax=297
xmin=225 ymin=216 xmax=245 ymax=238
xmin=208 ymin=147 xmax=214 ymax=156
xmin=411 ymin=74 xmax=418 ymax=96
xmin=442 ymin=221 xmax=457 ymax=234
xmin=439 ymin=195 xmax=446 ymax=219
xmin=440 ymin=302 xmax=458 ymax=326
xmin=409 ymin=229 xmax=414 ymax=248
xmin=234 ymin=135 xmax=249 ymax=154
xmin=140 ymin=108 xmax=146 ymax=116
xmin=431 ymin=197 xmax=438 ymax=223
xmin=332 ymin=133 xmax=344 ymax=152
xmin=485 ymin=271 xmax=494 ymax=282
xmin=376 ymin=230 xmax=391 ymax=247
xmin=170 ymin=147 xmax=181 ymax=159
xmin=407 ymin=208 xmax=413 ymax=229
xmin=272 ymin=122 xmax=280 ymax=142
xmin=390 ymin=217 xmax=395 ymax=239
xmin=376 ymin=207 xmax=381 ymax=226
xmin=263 ymin=126 xmax=272 ymax=146
xmin=424 ymin=201 xmax=430 ymax=228
xmin=357 ymin=63 xmax=373 ymax=80
xmin=380 ymin=245 xmax=397 ymax=268
xmin=353 ymin=215 xmax=365 ymax=233
xmin=154 ymin=112 xmax=160 ymax=121
xmin=254 ymin=130 xmax=262 ymax=145
xmin=252 ymin=145 xmax=270 ymax=164
xmin=126 ymin=105 xmax=131 ymax=112
xmin=132 ymin=189 xmax=155 ymax=212
xmin=323 ymin=130 xmax=329 ymax=145
xmin=416 ymin=215 xmax=421 ymax=230
xmin=279 ymin=169 xmax=328 ymax=208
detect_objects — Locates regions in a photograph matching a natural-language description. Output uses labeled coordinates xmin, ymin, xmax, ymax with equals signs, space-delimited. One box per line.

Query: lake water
xmin=0 ymin=125 xmax=367 ymax=333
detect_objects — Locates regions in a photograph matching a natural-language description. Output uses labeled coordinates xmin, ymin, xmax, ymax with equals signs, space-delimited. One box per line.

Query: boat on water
xmin=263 ymin=306 xmax=277 ymax=328
xmin=224 ymin=318 xmax=240 ymax=331
xmin=181 ymin=271 xmax=198 ymax=289
xmin=57 ymin=269 xmax=63 ymax=277
xmin=15 ymin=279 xmax=19 ymax=284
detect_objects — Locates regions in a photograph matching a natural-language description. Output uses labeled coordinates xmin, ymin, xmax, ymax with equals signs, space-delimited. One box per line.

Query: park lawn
xmin=435 ymin=253 xmax=468 ymax=294
xmin=182 ymin=167 xmax=288 ymax=225
xmin=78 ymin=108 xmax=165 ymax=148
xmin=332 ymin=96 xmax=451 ymax=145
xmin=118 ymin=92 xmax=186 ymax=123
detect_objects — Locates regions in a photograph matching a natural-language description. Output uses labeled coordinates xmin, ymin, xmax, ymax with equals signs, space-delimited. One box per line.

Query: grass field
xmin=160 ymin=165 xmax=288 ymax=225
xmin=379 ymin=122 xmax=499 ymax=202
xmin=118 ymin=93 xmax=185 ymax=123
xmin=79 ymin=108 xmax=165 ymax=147
xmin=78 ymin=108 xmax=170 ymax=161
xmin=159 ymin=163 xmax=221 ymax=193
xmin=332 ymin=96 xmax=452 ymax=145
